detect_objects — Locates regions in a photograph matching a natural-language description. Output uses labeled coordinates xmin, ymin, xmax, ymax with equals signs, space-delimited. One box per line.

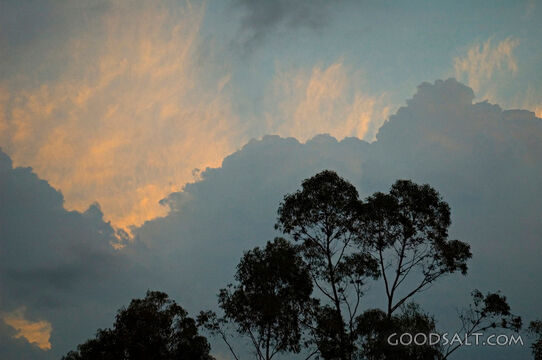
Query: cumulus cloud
xmin=0 ymin=0 xmax=241 ymax=229
xmin=265 ymin=61 xmax=390 ymax=142
xmin=3 ymin=79 xmax=541 ymax=359
xmin=0 ymin=148 xmax=147 ymax=359
xmin=133 ymin=79 xmax=540 ymax=359
xmin=453 ymin=37 xmax=520 ymax=100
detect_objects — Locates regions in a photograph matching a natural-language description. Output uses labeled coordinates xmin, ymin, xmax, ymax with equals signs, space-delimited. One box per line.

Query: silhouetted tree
xmin=359 ymin=180 xmax=472 ymax=318
xmin=439 ymin=289 xmax=522 ymax=359
xmin=529 ymin=320 xmax=542 ymax=360
xmin=357 ymin=303 xmax=440 ymax=360
xmin=62 ymin=291 xmax=214 ymax=360
xmin=276 ymin=170 xmax=380 ymax=359
xmin=200 ymin=238 xmax=316 ymax=360
xmin=275 ymin=171 xmax=522 ymax=360
xmin=205 ymin=171 xmax=521 ymax=360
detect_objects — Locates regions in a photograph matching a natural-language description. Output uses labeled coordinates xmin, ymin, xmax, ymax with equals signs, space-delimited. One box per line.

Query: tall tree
xmin=202 ymin=238 xmax=316 ymax=360
xmin=276 ymin=170 xmax=380 ymax=359
xmin=359 ymin=180 xmax=472 ymax=318
xmin=62 ymin=291 xmax=214 ymax=360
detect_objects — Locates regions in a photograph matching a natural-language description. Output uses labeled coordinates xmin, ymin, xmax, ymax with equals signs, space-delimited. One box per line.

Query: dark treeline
xmin=63 ymin=171 xmax=537 ymax=360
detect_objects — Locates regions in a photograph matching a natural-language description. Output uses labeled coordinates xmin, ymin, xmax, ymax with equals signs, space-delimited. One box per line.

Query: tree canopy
xmin=65 ymin=170 xmax=526 ymax=360
xmin=62 ymin=291 xmax=213 ymax=360
xmin=200 ymin=237 xmax=315 ymax=360
xmin=359 ymin=179 xmax=472 ymax=317
xmin=276 ymin=170 xmax=380 ymax=359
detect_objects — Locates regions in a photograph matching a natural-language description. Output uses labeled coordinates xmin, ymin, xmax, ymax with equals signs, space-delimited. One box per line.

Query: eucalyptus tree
xmin=438 ymin=289 xmax=522 ymax=359
xmin=200 ymin=238 xmax=316 ymax=360
xmin=359 ymin=180 xmax=472 ymax=318
xmin=63 ymin=291 xmax=213 ymax=360
xmin=276 ymin=170 xmax=380 ymax=359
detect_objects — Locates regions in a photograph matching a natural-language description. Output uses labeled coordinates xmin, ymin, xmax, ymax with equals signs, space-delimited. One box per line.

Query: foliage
xmin=359 ymin=180 xmax=472 ymax=317
xmin=62 ymin=291 xmax=213 ymax=360
xmin=357 ymin=303 xmax=440 ymax=360
xmin=440 ymin=289 xmax=522 ymax=358
xmin=529 ymin=320 xmax=542 ymax=360
xmin=207 ymin=237 xmax=316 ymax=360
xmin=276 ymin=170 xmax=380 ymax=359
xmin=68 ymin=170 xmax=523 ymax=360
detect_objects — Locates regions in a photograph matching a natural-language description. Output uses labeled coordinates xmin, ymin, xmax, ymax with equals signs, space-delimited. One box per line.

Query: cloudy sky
xmin=1 ymin=1 xmax=541 ymax=359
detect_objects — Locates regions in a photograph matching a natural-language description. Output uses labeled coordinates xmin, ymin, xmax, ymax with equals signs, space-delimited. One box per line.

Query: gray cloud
xmin=0 ymin=1 xmax=110 ymax=81
xmin=233 ymin=0 xmax=347 ymax=48
xmin=2 ymin=79 xmax=541 ymax=359
xmin=134 ymin=79 xmax=541 ymax=359
xmin=0 ymin=149 xmax=148 ymax=359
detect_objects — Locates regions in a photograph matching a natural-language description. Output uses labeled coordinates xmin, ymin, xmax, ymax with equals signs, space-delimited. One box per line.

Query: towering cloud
xmin=2 ymin=79 xmax=540 ymax=359
xmin=134 ymin=79 xmax=541 ymax=359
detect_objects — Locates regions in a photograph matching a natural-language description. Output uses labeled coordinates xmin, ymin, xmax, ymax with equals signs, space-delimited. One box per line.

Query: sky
xmin=0 ymin=1 xmax=541 ymax=359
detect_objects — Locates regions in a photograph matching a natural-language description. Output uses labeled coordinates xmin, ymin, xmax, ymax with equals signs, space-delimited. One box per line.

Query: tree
xmin=62 ymin=291 xmax=214 ymax=360
xmin=206 ymin=171 xmax=521 ymax=360
xmin=529 ymin=320 xmax=542 ymax=360
xmin=276 ymin=170 xmax=380 ymax=359
xmin=356 ymin=303 xmax=440 ymax=360
xmin=201 ymin=238 xmax=316 ymax=360
xmin=439 ymin=289 xmax=522 ymax=359
xmin=359 ymin=180 xmax=472 ymax=318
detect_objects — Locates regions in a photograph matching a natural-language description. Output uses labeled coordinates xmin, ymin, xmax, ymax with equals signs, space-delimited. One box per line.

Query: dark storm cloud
xmin=234 ymin=0 xmax=348 ymax=47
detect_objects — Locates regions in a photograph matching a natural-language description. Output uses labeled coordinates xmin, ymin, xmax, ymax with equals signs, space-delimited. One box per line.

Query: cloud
xmin=2 ymin=79 xmax=541 ymax=359
xmin=234 ymin=0 xmax=346 ymax=48
xmin=265 ymin=61 xmax=390 ymax=142
xmin=133 ymin=79 xmax=540 ymax=359
xmin=517 ymin=86 xmax=542 ymax=118
xmin=0 ymin=1 xmax=386 ymax=233
xmin=2 ymin=308 xmax=52 ymax=351
xmin=0 ymin=1 xmax=241 ymax=230
xmin=452 ymin=36 xmax=542 ymax=122
xmin=453 ymin=37 xmax=520 ymax=100
xmin=0 ymin=147 xmax=145 ymax=358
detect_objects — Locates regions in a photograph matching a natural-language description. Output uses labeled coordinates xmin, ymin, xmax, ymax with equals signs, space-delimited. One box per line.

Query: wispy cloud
xmin=453 ymin=37 xmax=519 ymax=100
xmin=452 ymin=37 xmax=542 ymax=118
xmin=2 ymin=308 xmax=52 ymax=351
xmin=265 ymin=61 xmax=390 ymax=142
xmin=0 ymin=1 xmax=241 ymax=229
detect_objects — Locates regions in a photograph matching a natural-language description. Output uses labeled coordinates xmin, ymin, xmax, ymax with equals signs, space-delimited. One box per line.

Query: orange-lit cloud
xmin=0 ymin=1 xmax=242 ymax=229
xmin=2 ymin=308 xmax=52 ymax=350
xmin=453 ymin=37 xmax=519 ymax=100
xmin=452 ymin=37 xmax=542 ymax=118
xmin=265 ymin=61 xmax=390 ymax=142
xmin=518 ymin=87 xmax=542 ymax=118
